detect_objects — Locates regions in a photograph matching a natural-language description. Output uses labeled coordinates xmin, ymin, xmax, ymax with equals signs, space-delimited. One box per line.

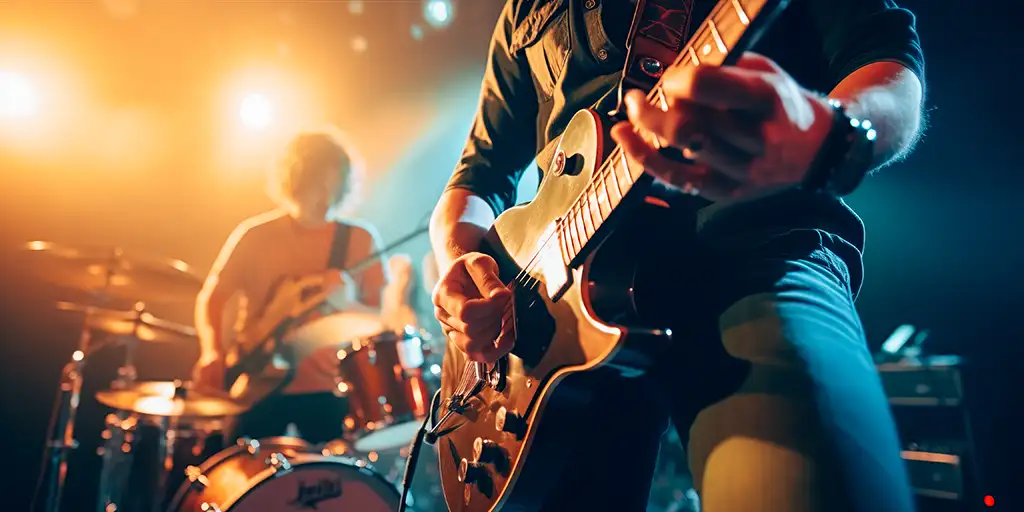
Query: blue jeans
xmin=545 ymin=204 xmax=914 ymax=512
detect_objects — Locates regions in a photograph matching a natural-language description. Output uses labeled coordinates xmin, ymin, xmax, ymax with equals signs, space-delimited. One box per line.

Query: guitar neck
xmin=558 ymin=0 xmax=785 ymax=262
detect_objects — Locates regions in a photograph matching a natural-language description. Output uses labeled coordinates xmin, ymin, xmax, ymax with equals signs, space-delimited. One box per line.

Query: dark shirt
xmin=446 ymin=0 xmax=924 ymax=252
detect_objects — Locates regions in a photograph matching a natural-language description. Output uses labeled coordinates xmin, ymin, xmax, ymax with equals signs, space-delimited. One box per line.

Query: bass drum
xmin=167 ymin=436 xmax=400 ymax=512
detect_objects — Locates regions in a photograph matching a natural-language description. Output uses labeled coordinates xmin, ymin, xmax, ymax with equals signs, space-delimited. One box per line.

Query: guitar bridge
xmin=426 ymin=359 xmax=508 ymax=442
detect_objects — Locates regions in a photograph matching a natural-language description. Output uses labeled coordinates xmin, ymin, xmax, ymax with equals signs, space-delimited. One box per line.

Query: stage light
xmin=0 ymin=71 xmax=38 ymax=118
xmin=239 ymin=93 xmax=272 ymax=129
xmin=351 ymin=36 xmax=368 ymax=53
xmin=423 ymin=0 xmax=453 ymax=28
xmin=410 ymin=24 xmax=425 ymax=41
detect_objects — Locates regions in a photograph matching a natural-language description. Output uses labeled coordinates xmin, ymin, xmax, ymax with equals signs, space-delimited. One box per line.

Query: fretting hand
xmin=432 ymin=253 xmax=513 ymax=363
xmin=611 ymin=52 xmax=836 ymax=201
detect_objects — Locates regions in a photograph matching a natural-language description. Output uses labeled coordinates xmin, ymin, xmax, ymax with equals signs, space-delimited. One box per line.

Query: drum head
xmin=353 ymin=420 xmax=424 ymax=453
xmin=226 ymin=455 xmax=399 ymax=511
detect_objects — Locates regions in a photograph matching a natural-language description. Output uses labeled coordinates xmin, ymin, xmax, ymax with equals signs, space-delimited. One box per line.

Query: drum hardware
xmin=42 ymin=302 xmax=155 ymax=512
xmin=93 ymin=381 xmax=243 ymax=512
xmin=21 ymin=240 xmax=202 ymax=512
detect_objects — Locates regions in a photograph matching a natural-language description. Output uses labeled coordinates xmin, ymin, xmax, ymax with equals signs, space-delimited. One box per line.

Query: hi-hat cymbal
xmin=18 ymin=241 xmax=203 ymax=303
xmin=96 ymin=381 xmax=250 ymax=418
xmin=56 ymin=301 xmax=196 ymax=343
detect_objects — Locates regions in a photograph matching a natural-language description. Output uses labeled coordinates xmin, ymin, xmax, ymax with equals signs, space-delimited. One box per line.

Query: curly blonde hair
xmin=267 ymin=126 xmax=365 ymax=214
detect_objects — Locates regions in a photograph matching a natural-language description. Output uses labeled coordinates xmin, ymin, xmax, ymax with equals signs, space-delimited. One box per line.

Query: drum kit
xmin=20 ymin=241 xmax=444 ymax=512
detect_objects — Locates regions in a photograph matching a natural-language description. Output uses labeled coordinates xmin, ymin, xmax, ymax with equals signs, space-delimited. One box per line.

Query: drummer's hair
xmin=268 ymin=125 xmax=366 ymax=214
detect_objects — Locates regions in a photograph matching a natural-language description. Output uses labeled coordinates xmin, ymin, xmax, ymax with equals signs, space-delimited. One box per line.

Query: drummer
xmin=192 ymin=126 xmax=389 ymax=444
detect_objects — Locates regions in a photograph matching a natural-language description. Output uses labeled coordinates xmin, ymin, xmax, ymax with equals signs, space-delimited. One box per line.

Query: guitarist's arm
xmin=430 ymin=1 xmax=536 ymax=362
xmin=193 ymin=224 xmax=250 ymax=387
xmin=430 ymin=0 xmax=537 ymax=270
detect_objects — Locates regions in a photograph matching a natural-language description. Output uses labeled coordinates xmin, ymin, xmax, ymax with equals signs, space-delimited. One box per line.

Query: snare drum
xmin=167 ymin=436 xmax=399 ymax=512
xmin=336 ymin=327 xmax=436 ymax=452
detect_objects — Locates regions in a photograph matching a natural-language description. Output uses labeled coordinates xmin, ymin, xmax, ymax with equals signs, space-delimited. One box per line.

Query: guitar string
xmin=500 ymin=2 xmax=733 ymax=299
xmin=530 ymin=0 xmax=736 ymax=276
xmin=451 ymin=2 xmax=738 ymax=383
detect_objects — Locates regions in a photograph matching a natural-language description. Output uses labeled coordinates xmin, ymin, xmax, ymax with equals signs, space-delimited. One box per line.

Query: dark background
xmin=1 ymin=0 xmax=1020 ymax=510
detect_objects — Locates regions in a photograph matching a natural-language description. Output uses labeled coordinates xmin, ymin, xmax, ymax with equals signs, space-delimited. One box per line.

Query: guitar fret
xmin=576 ymin=215 xmax=587 ymax=252
xmin=588 ymin=188 xmax=603 ymax=226
xmin=560 ymin=222 xmax=572 ymax=264
xmin=609 ymin=158 xmax=624 ymax=199
xmin=655 ymin=87 xmax=669 ymax=111
xmin=603 ymin=170 xmax=621 ymax=205
xmin=568 ymin=215 xmax=582 ymax=254
xmin=581 ymin=194 xmax=596 ymax=236
xmin=687 ymin=45 xmax=700 ymax=65
xmin=731 ymin=0 xmax=750 ymax=25
xmin=553 ymin=0 xmax=773 ymax=263
xmin=595 ymin=180 xmax=609 ymax=217
xmin=618 ymin=150 xmax=635 ymax=183
xmin=708 ymin=19 xmax=727 ymax=54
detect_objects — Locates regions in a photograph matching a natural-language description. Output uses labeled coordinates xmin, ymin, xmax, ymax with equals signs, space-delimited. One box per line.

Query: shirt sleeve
xmin=444 ymin=0 xmax=539 ymax=217
xmin=809 ymin=0 xmax=925 ymax=92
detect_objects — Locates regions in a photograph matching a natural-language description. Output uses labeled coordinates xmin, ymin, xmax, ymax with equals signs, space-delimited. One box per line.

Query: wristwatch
xmin=802 ymin=98 xmax=877 ymax=197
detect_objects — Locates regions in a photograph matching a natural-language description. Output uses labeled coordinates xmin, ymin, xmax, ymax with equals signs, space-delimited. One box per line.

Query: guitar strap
xmin=620 ymin=0 xmax=695 ymax=99
xmin=327 ymin=222 xmax=352 ymax=270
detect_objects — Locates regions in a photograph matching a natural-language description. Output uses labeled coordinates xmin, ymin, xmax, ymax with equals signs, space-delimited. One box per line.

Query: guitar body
xmin=437 ymin=110 xmax=673 ymax=511
xmin=223 ymin=272 xmax=340 ymax=404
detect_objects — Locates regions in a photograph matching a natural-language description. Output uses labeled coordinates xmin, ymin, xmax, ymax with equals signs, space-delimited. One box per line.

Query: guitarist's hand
xmin=611 ymin=52 xmax=834 ymax=201
xmin=192 ymin=352 xmax=225 ymax=391
xmin=432 ymin=252 xmax=513 ymax=363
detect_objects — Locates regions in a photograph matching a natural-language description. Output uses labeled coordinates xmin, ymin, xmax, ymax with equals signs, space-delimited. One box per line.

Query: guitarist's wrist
xmin=430 ymin=190 xmax=493 ymax=271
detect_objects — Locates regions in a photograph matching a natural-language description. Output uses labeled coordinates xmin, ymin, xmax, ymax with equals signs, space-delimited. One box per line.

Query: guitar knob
xmin=458 ymin=458 xmax=486 ymax=484
xmin=495 ymin=406 xmax=526 ymax=437
xmin=473 ymin=437 xmax=510 ymax=474
xmin=473 ymin=437 xmax=501 ymax=464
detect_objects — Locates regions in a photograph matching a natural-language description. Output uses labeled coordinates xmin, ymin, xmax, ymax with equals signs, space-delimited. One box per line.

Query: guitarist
xmin=193 ymin=127 xmax=387 ymax=444
xmin=430 ymin=0 xmax=925 ymax=511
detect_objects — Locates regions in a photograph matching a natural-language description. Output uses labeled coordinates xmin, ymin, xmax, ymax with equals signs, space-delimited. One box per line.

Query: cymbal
xmin=56 ymin=301 xmax=196 ymax=342
xmin=96 ymin=381 xmax=250 ymax=418
xmin=18 ymin=241 xmax=203 ymax=303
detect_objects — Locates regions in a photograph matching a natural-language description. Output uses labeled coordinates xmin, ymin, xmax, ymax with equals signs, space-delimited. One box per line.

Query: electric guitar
xmin=222 ymin=270 xmax=348 ymax=404
xmin=432 ymin=0 xmax=789 ymax=509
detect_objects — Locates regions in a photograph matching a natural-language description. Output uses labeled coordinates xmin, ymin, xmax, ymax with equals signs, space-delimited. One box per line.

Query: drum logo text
xmin=289 ymin=478 xmax=343 ymax=509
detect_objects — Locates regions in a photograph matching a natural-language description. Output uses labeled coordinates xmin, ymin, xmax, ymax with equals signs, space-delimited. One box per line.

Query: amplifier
xmin=876 ymin=356 xmax=963 ymax=406
xmin=877 ymin=356 xmax=982 ymax=509
xmin=901 ymin=443 xmax=966 ymax=501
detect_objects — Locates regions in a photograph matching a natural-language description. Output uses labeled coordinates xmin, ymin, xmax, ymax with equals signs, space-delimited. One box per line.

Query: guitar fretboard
xmin=557 ymin=0 xmax=774 ymax=266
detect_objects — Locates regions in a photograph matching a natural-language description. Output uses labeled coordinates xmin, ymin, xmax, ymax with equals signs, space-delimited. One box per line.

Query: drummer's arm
xmin=195 ymin=226 xmax=249 ymax=358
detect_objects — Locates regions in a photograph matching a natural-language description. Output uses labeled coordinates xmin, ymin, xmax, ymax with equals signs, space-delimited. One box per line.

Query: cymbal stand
xmin=44 ymin=306 xmax=107 ymax=512
xmin=96 ymin=302 xmax=146 ymax=512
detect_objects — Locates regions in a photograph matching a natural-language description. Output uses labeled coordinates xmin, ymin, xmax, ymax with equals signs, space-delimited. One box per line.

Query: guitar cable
xmin=397 ymin=388 xmax=444 ymax=512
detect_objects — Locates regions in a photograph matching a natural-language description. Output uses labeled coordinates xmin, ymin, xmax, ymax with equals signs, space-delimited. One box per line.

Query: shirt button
xmin=584 ymin=0 xmax=597 ymax=9
xmin=597 ymin=48 xmax=608 ymax=60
